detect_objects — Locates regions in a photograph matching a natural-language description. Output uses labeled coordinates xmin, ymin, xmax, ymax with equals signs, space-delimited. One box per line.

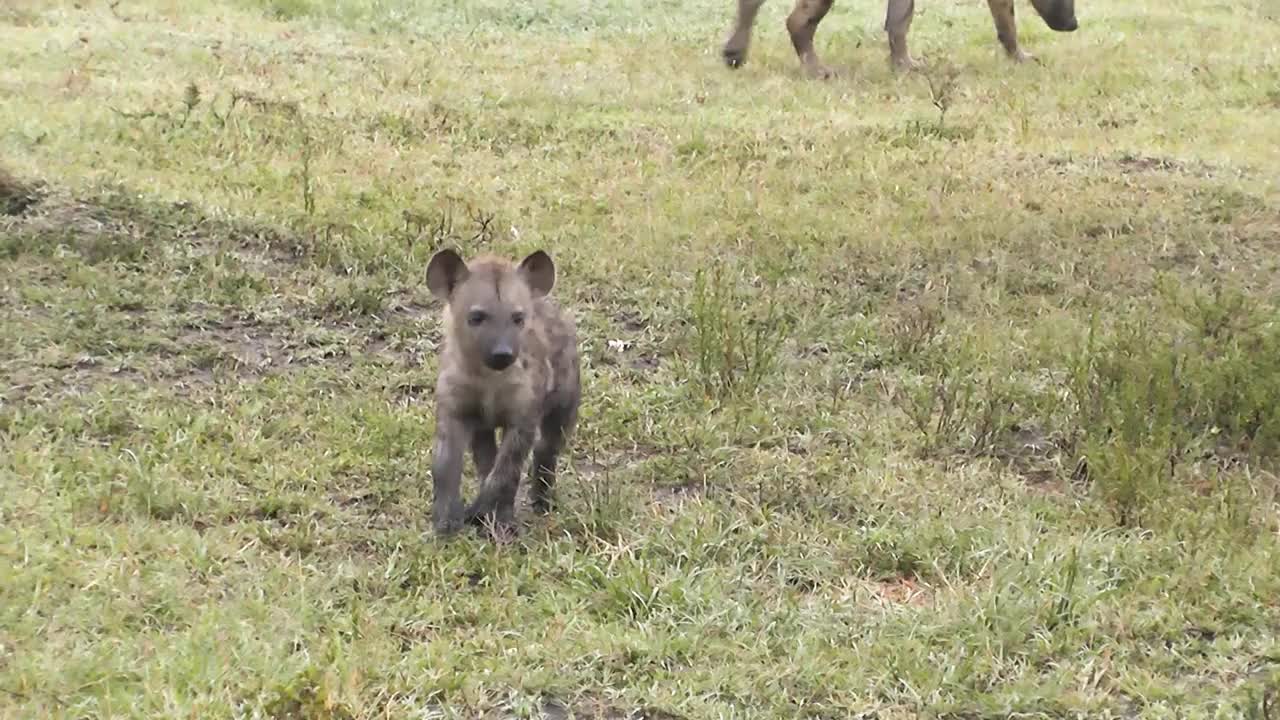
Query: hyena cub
xmin=425 ymin=248 xmax=581 ymax=537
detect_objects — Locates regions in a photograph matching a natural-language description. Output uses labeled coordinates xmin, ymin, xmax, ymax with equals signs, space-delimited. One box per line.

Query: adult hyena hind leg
xmin=786 ymin=0 xmax=837 ymax=78
xmin=987 ymin=0 xmax=1034 ymax=62
xmin=529 ymin=405 xmax=577 ymax=515
xmin=885 ymin=0 xmax=920 ymax=71
xmin=723 ymin=0 xmax=767 ymax=68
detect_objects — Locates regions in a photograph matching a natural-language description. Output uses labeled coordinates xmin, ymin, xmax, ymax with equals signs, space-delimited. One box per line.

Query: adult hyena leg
xmin=987 ymin=0 xmax=1033 ymax=62
xmin=885 ymin=0 xmax=919 ymax=70
xmin=723 ymin=0 xmax=767 ymax=68
xmin=785 ymin=0 xmax=836 ymax=78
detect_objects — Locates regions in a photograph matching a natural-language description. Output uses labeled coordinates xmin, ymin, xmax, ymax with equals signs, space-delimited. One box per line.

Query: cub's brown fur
xmin=722 ymin=0 xmax=1078 ymax=78
xmin=425 ymin=248 xmax=581 ymax=537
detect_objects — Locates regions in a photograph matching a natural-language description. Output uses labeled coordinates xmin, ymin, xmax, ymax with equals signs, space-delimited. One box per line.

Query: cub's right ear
xmin=426 ymin=249 xmax=469 ymax=301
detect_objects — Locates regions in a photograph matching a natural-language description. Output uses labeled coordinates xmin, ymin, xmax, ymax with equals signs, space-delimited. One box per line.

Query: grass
xmin=2 ymin=0 xmax=1280 ymax=716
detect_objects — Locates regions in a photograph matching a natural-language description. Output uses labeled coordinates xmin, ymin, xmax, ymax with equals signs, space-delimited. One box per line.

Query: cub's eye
xmin=511 ymin=312 xmax=526 ymax=327
xmin=467 ymin=310 xmax=487 ymax=326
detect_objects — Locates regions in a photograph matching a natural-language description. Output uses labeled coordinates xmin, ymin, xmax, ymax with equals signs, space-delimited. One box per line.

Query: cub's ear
xmin=426 ymin=249 xmax=469 ymax=301
xmin=518 ymin=250 xmax=555 ymax=298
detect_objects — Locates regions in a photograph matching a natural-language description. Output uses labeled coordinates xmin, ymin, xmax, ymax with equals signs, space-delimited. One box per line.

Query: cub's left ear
xmin=518 ymin=250 xmax=555 ymax=298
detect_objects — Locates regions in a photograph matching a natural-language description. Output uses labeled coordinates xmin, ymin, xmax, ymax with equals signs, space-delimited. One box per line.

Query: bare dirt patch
xmin=4 ymin=358 xmax=144 ymax=404
xmin=0 ymin=172 xmax=316 ymax=271
xmin=2 ymin=304 xmax=433 ymax=405
xmin=989 ymin=422 xmax=1067 ymax=488
xmin=870 ymin=577 xmax=933 ymax=607
xmin=651 ymin=482 xmax=706 ymax=508
xmin=0 ymin=176 xmax=442 ymax=403
xmin=1038 ymin=151 xmax=1229 ymax=179
xmin=183 ymin=311 xmax=428 ymax=382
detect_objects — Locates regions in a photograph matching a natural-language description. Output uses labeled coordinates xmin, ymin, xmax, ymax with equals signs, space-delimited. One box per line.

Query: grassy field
xmin=3 ymin=0 xmax=1280 ymax=716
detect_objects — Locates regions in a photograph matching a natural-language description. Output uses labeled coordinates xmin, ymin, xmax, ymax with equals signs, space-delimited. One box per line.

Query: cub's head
xmin=426 ymin=249 xmax=556 ymax=372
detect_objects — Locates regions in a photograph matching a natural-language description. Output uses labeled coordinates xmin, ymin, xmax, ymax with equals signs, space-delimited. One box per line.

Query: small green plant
xmin=321 ymin=277 xmax=388 ymax=318
xmin=557 ymin=455 xmax=635 ymax=546
xmin=923 ymin=60 xmax=962 ymax=132
xmin=885 ymin=295 xmax=945 ymax=361
xmin=889 ymin=325 xmax=1021 ymax=458
xmin=685 ymin=262 xmax=790 ymax=401
xmin=297 ymin=126 xmax=316 ymax=217
xmin=257 ymin=0 xmax=317 ymax=21
xmin=896 ymin=361 xmax=1019 ymax=458
xmin=109 ymin=82 xmax=207 ymax=133
xmin=1065 ymin=317 xmax=1187 ymax=526
xmin=1237 ymin=674 xmax=1279 ymax=720
xmin=178 ymin=82 xmax=201 ymax=128
xmin=1063 ymin=282 xmax=1280 ymax=527
xmin=1048 ymin=545 xmax=1081 ymax=629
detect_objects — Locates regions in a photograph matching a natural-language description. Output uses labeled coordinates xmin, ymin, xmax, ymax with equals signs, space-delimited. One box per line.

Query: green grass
xmin=3 ymin=0 xmax=1280 ymax=717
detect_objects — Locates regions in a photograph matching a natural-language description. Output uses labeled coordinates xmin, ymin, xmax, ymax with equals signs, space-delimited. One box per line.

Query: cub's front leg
xmin=464 ymin=422 xmax=536 ymax=534
xmin=430 ymin=417 xmax=468 ymax=536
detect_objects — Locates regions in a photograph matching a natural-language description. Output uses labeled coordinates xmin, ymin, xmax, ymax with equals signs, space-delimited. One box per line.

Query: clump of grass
xmin=263 ymin=654 xmax=362 ymax=720
xmin=885 ymin=300 xmax=1026 ymax=458
xmin=1237 ymin=676 xmax=1280 ymax=720
xmin=553 ymin=460 xmax=638 ymax=547
xmin=254 ymin=0 xmax=318 ymax=21
xmin=1064 ymin=279 xmax=1280 ymax=527
xmin=320 ymin=277 xmax=389 ymax=318
xmin=885 ymin=293 xmax=946 ymax=361
xmin=885 ymin=59 xmax=974 ymax=143
xmin=886 ymin=273 xmax=1280 ymax=529
xmin=683 ymin=261 xmax=791 ymax=402
xmin=922 ymin=59 xmax=963 ymax=132
xmin=892 ymin=346 xmax=1022 ymax=458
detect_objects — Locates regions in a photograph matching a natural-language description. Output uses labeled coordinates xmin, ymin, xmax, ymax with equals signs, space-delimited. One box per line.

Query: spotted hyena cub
xmin=425 ymin=248 xmax=581 ymax=537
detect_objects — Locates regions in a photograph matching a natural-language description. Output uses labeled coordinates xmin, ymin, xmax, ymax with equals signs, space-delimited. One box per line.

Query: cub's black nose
xmin=486 ymin=351 xmax=515 ymax=370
